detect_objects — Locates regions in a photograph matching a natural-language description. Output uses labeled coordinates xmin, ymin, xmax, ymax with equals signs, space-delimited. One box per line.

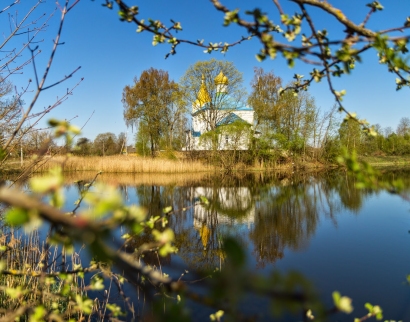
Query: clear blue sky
xmin=6 ymin=0 xmax=410 ymax=143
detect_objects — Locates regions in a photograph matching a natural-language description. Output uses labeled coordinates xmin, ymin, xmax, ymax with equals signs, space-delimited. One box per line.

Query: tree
xmin=248 ymin=68 xmax=319 ymax=156
xmin=180 ymin=59 xmax=247 ymax=133
xmin=122 ymin=68 xmax=184 ymax=156
xmin=74 ymin=137 xmax=93 ymax=156
xmin=396 ymin=117 xmax=410 ymax=137
xmin=93 ymin=132 xmax=119 ymax=156
xmin=248 ymin=67 xmax=283 ymax=131
xmin=0 ymin=1 xmax=82 ymax=165
xmin=22 ymin=130 xmax=54 ymax=155
xmin=200 ymin=119 xmax=253 ymax=168
xmin=0 ymin=80 xmax=20 ymax=148
xmin=339 ymin=117 xmax=363 ymax=152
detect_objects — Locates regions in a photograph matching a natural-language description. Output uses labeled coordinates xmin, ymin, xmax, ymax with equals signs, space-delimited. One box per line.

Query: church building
xmin=186 ymin=71 xmax=255 ymax=151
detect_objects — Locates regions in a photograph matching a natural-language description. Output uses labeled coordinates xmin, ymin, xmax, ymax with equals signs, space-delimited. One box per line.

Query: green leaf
xmin=366 ymin=1 xmax=384 ymax=11
xmin=163 ymin=206 xmax=173 ymax=214
xmin=153 ymin=228 xmax=175 ymax=244
xmin=6 ymin=286 xmax=26 ymax=299
xmin=30 ymin=305 xmax=46 ymax=322
xmin=83 ymin=183 xmax=123 ymax=217
xmin=90 ymin=275 xmax=105 ymax=290
xmin=75 ymin=295 xmax=93 ymax=315
xmin=30 ymin=167 xmax=63 ymax=194
xmin=210 ymin=310 xmax=224 ymax=321
xmin=5 ymin=208 xmax=30 ymax=226
xmin=332 ymin=291 xmax=353 ymax=314
xmin=199 ymin=196 xmax=209 ymax=205
xmin=106 ymin=303 xmax=125 ymax=317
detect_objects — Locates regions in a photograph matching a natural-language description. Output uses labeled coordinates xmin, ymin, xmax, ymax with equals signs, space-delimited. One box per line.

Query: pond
xmin=2 ymin=169 xmax=410 ymax=321
xmin=55 ymin=169 xmax=410 ymax=321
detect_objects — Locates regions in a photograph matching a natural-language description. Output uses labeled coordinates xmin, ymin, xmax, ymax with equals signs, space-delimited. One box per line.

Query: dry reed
xmin=35 ymin=155 xmax=216 ymax=173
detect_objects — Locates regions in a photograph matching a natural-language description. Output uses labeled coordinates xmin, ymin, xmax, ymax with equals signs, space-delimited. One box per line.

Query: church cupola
xmin=193 ymin=74 xmax=211 ymax=110
xmin=214 ymin=71 xmax=228 ymax=94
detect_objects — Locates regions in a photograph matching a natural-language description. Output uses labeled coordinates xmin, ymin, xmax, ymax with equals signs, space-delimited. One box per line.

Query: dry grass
xmin=0 ymin=227 xmax=86 ymax=320
xmin=34 ymin=155 xmax=216 ymax=173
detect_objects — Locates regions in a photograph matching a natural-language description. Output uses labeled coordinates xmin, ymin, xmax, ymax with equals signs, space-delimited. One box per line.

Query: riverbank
xmin=359 ymin=155 xmax=410 ymax=167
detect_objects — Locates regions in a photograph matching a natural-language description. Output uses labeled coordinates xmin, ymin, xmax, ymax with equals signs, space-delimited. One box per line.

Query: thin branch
xmin=70 ymin=172 xmax=102 ymax=215
xmin=272 ymin=0 xmax=285 ymax=16
xmin=0 ymin=1 xmax=43 ymax=50
xmin=361 ymin=7 xmax=375 ymax=27
xmin=42 ymin=66 xmax=81 ymax=90
xmin=0 ymin=0 xmax=20 ymax=15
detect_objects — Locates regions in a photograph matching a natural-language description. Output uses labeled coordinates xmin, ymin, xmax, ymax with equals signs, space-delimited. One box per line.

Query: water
xmin=19 ymin=170 xmax=410 ymax=320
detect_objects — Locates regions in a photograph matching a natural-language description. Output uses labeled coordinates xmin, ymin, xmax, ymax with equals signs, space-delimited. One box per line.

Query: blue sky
xmin=5 ymin=0 xmax=410 ymax=143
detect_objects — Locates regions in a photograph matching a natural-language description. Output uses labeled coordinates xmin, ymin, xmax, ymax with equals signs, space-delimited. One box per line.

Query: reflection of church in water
xmin=192 ymin=186 xmax=255 ymax=235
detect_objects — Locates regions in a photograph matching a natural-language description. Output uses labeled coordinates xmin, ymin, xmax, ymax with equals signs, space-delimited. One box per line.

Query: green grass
xmin=359 ymin=155 xmax=410 ymax=167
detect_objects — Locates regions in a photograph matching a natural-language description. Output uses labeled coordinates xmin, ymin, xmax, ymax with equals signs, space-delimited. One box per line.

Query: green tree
xmin=338 ymin=117 xmax=363 ymax=153
xmin=248 ymin=68 xmax=319 ymax=156
xmin=248 ymin=67 xmax=283 ymax=132
xmin=74 ymin=137 xmax=93 ymax=156
xmin=122 ymin=68 xmax=183 ymax=156
xmin=200 ymin=120 xmax=253 ymax=169
xmin=180 ymin=59 xmax=247 ymax=133
xmin=93 ymin=132 xmax=119 ymax=156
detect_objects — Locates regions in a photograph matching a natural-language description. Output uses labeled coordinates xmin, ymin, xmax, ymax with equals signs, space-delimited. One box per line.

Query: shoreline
xmin=359 ymin=155 xmax=410 ymax=167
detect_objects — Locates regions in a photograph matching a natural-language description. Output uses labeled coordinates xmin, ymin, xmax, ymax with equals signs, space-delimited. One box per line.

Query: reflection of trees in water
xmin=336 ymin=173 xmax=365 ymax=213
xmin=249 ymin=170 xmax=378 ymax=268
xmin=123 ymin=171 xmax=384 ymax=270
xmin=250 ymin=180 xmax=320 ymax=268
xmin=124 ymin=185 xmax=189 ymax=267
xmin=61 ymin=170 xmax=410 ymax=271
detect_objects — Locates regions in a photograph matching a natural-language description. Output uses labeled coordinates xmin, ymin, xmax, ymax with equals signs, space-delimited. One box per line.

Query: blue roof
xmin=217 ymin=113 xmax=249 ymax=127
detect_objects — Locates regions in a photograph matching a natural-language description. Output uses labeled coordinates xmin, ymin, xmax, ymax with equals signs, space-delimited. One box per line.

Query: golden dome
xmin=195 ymin=75 xmax=211 ymax=107
xmin=214 ymin=71 xmax=229 ymax=85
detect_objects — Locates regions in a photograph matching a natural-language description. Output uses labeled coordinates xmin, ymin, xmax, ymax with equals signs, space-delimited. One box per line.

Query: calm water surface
xmin=61 ymin=170 xmax=410 ymax=321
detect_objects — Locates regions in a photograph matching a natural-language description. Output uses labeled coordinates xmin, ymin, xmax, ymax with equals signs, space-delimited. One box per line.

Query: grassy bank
xmin=359 ymin=155 xmax=410 ymax=167
xmin=33 ymin=155 xmax=215 ymax=173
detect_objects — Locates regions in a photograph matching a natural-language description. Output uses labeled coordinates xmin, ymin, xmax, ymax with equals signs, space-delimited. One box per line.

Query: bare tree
xmin=396 ymin=117 xmax=410 ymax=137
xmin=0 ymin=0 xmax=82 ymax=171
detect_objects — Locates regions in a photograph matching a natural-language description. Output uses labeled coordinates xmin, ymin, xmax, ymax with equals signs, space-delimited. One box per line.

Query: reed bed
xmin=35 ymin=155 xmax=216 ymax=173
xmin=0 ymin=227 xmax=85 ymax=320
